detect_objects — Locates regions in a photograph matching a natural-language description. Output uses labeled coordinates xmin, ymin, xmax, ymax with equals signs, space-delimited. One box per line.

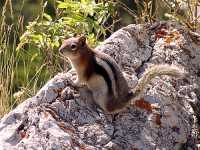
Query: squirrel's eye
xmin=71 ymin=44 xmax=77 ymax=50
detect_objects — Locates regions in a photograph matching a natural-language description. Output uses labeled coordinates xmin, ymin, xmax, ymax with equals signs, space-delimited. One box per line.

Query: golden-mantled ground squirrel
xmin=59 ymin=35 xmax=185 ymax=113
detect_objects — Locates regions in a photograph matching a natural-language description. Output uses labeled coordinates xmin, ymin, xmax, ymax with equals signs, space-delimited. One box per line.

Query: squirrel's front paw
xmin=69 ymin=79 xmax=86 ymax=89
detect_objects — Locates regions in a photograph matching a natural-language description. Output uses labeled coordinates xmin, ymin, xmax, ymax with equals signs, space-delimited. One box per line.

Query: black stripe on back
xmin=93 ymin=59 xmax=112 ymax=94
xmin=101 ymin=58 xmax=118 ymax=86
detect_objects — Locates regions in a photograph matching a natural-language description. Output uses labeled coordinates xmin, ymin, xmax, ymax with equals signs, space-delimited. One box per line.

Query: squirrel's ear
xmin=79 ymin=35 xmax=86 ymax=47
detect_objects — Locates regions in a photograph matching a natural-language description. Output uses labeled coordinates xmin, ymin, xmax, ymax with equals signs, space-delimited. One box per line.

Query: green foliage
xmin=16 ymin=1 xmax=114 ymax=89
xmin=1 ymin=0 xmax=199 ymax=117
xmin=18 ymin=0 xmax=114 ymax=50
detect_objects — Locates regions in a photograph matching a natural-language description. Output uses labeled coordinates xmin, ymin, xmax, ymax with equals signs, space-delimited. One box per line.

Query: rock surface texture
xmin=0 ymin=22 xmax=199 ymax=150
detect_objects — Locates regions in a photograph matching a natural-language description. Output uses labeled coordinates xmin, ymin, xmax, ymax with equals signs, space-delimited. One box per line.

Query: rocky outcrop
xmin=0 ymin=22 xmax=199 ymax=150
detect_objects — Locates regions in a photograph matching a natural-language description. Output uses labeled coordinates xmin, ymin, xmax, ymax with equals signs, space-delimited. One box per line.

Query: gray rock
xmin=0 ymin=22 xmax=199 ymax=150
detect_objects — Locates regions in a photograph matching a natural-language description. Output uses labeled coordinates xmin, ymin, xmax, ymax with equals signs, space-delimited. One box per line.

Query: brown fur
xmin=59 ymin=35 xmax=185 ymax=114
xmin=78 ymin=46 xmax=95 ymax=80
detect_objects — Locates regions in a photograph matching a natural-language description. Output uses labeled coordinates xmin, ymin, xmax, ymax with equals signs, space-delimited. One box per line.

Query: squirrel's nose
xmin=59 ymin=46 xmax=64 ymax=54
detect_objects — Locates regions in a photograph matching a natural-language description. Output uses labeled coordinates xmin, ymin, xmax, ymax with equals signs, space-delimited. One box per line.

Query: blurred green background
xmin=0 ymin=0 xmax=199 ymax=117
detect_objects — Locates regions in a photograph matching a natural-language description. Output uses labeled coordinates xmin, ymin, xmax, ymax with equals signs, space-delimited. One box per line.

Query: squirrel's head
xmin=59 ymin=35 xmax=86 ymax=59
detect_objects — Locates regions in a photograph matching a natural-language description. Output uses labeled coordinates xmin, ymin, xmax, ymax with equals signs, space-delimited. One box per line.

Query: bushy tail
xmin=132 ymin=64 xmax=185 ymax=97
